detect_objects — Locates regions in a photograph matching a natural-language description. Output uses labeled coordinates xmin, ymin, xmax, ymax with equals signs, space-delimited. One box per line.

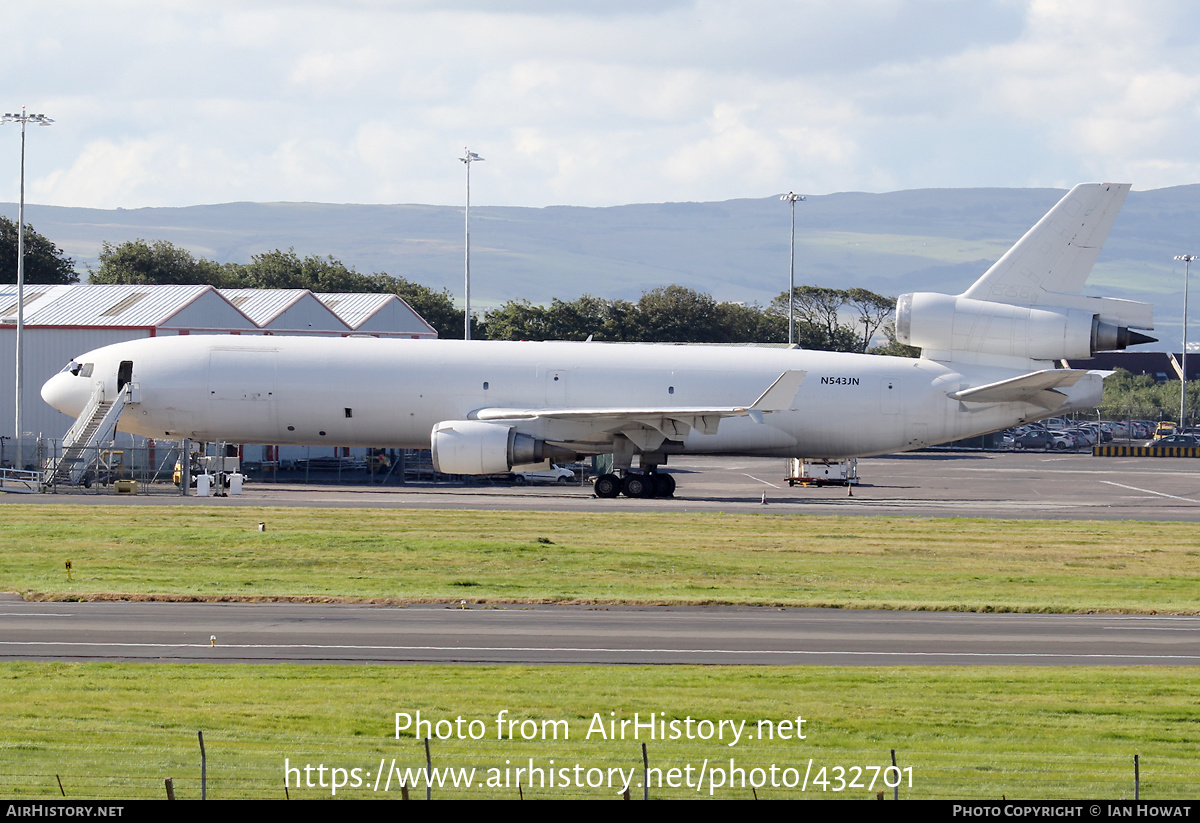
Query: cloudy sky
xmin=3 ymin=0 xmax=1199 ymax=210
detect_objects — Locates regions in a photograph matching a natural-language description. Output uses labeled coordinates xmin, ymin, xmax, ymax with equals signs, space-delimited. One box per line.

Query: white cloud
xmin=4 ymin=0 xmax=1200 ymax=208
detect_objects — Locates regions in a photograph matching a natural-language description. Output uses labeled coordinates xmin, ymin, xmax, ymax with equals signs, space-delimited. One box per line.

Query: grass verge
xmin=1 ymin=662 xmax=1192 ymax=800
xmin=1 ymin=505 xmax=1197 ymax=613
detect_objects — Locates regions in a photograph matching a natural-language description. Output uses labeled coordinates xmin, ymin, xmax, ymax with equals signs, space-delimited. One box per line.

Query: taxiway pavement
xmin=6 ymin=451 xmax=1200 ymax=521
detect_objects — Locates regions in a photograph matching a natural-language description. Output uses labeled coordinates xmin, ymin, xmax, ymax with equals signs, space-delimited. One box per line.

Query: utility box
xmin=228 ymin=473 xmax=245 ymax=495
xmin=200 ymin=456 xmax=240 ymax=474
xmin=786 ymin=458 xmax=859 ymax=486
xmin=196 ymin=474 xmax=213 ymax=497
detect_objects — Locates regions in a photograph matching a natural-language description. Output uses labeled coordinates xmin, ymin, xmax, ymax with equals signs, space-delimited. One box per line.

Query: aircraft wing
xmin=473 ymin=370 xmax=805 ymax=448
xmin=947 ymin=369 xmax=1090 ymax=411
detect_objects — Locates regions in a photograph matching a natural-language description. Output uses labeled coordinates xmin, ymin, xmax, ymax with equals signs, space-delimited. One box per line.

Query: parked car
xmin=510 ymin=463 xmax=576 ymax=484
xmin=1047 ymin=430 xmax=1077 ymax=450
xmin=1154 ymin=422 xmax=1179 ymax=440
xmin=1014 ymin=430 xmax=1055 ymax=450
xmin=1066 ymin=427 xmax=1097 ymax=447
xmin=1146 ymin=434 xmax=1199 ymax=449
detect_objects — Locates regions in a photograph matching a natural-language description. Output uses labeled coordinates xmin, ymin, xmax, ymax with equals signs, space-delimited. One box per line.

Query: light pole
xmin=459 ymin=147 xmax=483 ymax=340
xmin=780 ymin=192 xmax=805 ymax=346
xmin=2 ymin=107 xmax=53 ymax=470
xmin=1175 ymin=254 xmax=1195 ymax=430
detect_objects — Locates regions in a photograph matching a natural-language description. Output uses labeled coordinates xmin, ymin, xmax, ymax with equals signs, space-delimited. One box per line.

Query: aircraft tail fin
xmin=962 ymin=183 xmax=1130 ymax=307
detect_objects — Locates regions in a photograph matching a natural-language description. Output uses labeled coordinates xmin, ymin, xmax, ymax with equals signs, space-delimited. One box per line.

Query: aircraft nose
xmin=41 ymin=372 xmax=88 ymax=417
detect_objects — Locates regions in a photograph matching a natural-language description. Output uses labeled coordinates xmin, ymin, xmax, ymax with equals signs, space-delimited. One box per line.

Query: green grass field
xmin=1 ymin=504 xmax=1195 ymax=800
xmin=4 ymin=505 xmax=1198 ymax=613
xmin=1 ymin=663 xmax=1193 ymax=800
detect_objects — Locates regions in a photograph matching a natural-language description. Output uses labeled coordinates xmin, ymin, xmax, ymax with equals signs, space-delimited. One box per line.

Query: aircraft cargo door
xmin=209 ymin=348 xmax=278 ymax=401
xmin=207 ymin=348 xmax=279 ymax=435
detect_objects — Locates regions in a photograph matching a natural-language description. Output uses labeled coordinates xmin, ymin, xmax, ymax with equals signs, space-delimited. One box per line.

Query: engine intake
xmin=430 ymin=420 xmax=574 ymax=475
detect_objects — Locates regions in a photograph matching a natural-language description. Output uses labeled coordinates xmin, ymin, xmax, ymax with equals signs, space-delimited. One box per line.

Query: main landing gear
xmin=593 ymin=471 xmax=675 ymax=499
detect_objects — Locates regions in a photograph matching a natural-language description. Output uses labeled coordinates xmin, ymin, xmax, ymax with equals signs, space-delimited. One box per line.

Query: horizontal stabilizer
xmin=947 ymin=369 xmax=1089 ymax=410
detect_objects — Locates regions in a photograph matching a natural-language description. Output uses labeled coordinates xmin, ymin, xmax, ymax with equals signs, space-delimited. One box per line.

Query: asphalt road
xmin=3 ymin=597 xmax=1198 ymax=666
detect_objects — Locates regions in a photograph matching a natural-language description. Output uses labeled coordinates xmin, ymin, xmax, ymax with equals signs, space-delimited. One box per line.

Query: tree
xmin=769 ymin=287 xmax=855 ymax=351
xmin=845 ymin=287 xmax=896 ymax=353
xmin=544 ymin=295 xmax=621 ymax=341
xmin=483 ymin=289 xmax=790 ymax=344
xmin=633 ymin=285 xmax=722 ymax=342
xmin=1099 ymin=369 xmax=1200 ymax=425
xmin=236 ymin=248 xmax=376 ymax=292
xmin=714 ymin=301 xmax=787 ymax=344
xmin=482 ymin=294 xmax=629 ymax=341
xmin=88 ymin=239 xmax=225 ymax=286
xmin=481 ymin=298 xmax=551 ymax=340
xmin=769 ymin=286 xmax=896 ymax=352
xmin=0 ymin=217 xmax=77 ymax=284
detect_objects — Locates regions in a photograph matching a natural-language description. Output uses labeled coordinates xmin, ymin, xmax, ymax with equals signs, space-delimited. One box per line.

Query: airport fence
xmin=8 ymin=438 xmax=189 ymax=496
xmin=6 ymin=438 xmax=595 ymax=495
xmin=1 ymin=735 xmax=1183 ymax=800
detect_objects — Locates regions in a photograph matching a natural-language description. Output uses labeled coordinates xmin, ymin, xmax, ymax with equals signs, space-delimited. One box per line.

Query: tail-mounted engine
xmin=895 ymin=292 xmax=1155 ymax=362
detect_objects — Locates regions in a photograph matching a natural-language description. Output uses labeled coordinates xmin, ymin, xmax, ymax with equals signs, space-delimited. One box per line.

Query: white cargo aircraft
xmin=42 ymin=183 xmax=1154 ymax=498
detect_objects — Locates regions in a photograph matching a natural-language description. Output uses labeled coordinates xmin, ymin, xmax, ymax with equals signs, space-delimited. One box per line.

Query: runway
xmin=3 ymin=596 xmax=1198 ymax=666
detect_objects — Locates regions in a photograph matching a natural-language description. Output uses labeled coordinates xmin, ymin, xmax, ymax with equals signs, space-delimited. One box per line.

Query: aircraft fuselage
xmin=40 ymin=334 xmax=1102 ymax=461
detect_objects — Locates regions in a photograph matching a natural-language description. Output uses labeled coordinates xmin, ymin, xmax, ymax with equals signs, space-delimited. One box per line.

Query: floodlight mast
xmin=460 ymin=147 xmax=484 ymax=340
xmin=1175 ymin=254 xmax=1195 ymax=429
xmin=1 ymin=107 xmax=53 ymax=470
xmin=780 ymin=192 xmax=806 ymax=346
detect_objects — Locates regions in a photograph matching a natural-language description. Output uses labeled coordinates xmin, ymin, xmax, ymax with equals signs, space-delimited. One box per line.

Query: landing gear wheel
xmin=655 ymin=473 xmax=675 ymax=497
xmin=594 ymin=473 xmax=621 ymax=498
xmin=622 ymin=474 xmax=650 ymax=498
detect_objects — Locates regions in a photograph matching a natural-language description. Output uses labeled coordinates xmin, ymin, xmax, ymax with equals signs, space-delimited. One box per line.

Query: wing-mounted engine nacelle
xmin=895 ymin=293 xmax=1155 ymax=361
xmin=430 ymin=420 xmax=575 ymax=475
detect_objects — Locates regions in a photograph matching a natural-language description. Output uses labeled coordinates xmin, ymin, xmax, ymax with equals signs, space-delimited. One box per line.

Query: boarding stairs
xmin=47 ymin=382 xmax=131 ymax=487
xmin=0 ymin=467 xmax=42 ymax=494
